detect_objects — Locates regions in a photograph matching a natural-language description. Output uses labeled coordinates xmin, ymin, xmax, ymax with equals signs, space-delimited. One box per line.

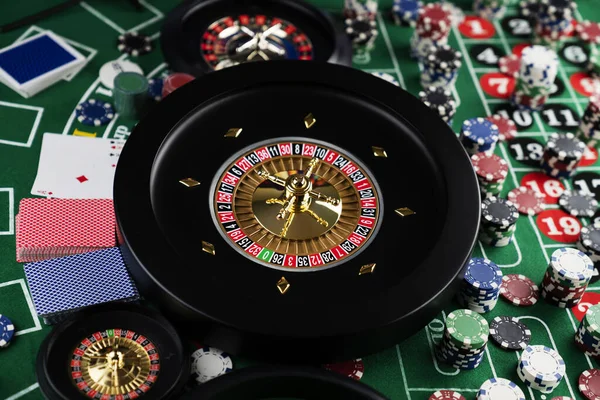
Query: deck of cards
xmin=0 ymin=31 xmax=86 ymax=98
xmin=24 ymin=247 xmax=139 ymax=325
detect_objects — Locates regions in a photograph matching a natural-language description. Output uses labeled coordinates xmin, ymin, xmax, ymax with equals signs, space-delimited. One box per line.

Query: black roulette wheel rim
xmin=177 ymin=365 xmax=389 ymax=400
xmin=160 ymin=0 xmax=352 ymax=77
xmin=114 ymin=61 xmax=480 ymax=363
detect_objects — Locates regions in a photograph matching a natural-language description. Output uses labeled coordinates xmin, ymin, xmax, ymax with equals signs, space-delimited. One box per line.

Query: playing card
xmin=0 ymin=31 xmax=86 ymax=98
xmin=16 ymin=198 xmax=116 ymax=262
xmin=31 ymin=133 xmax=124 ymax=199
xmin=23 ymin=247 xmax=139 ymax=321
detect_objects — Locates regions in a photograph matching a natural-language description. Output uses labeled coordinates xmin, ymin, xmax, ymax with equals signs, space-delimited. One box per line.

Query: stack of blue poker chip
xmin=457 ymin=258 xmax=503 ymax=313
xmin=473 ymin=0 xmax=508 ymax=20
xmin=459 ymin=117 xmax=499 ymax=155
xmin=534 ymin=0 xmax=576 ymax=48
xmin=517 ymin=345 xmax=566 ymax=393
xmin=391 ymin=0 xmax=422 ymax=27
xmin=0 ymin=314 xmax=14 ymax=348
xmin=435 ymin=309 xmax=489 ymax=370
xmin=75 ymin=99 xmax=115 ymax=127
xmin=435 ymin=337 xmax=486 ymax=370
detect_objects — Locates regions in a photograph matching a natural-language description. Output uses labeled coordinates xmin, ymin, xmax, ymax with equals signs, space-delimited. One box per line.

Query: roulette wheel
xmin=113 ymin=60 xmax=480 ymax=363
xmin=36 ymin=303 xmax=190 ymax=400
xmin=160 ymin=0 xmax=352 ymax=76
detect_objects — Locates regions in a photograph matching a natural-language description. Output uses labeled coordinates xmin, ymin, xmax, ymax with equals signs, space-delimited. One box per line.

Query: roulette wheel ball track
xmin=114 ymin=60 xmax=480 ymax=364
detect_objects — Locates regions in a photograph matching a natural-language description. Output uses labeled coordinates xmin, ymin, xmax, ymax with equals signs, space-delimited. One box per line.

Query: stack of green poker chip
xmin=435 ymin=309 xmax=489 ymax=370
xmin=575 ymin=303 xmax=600 ymax=360
xmin=113 ymin=71 xmax=149 ymax=119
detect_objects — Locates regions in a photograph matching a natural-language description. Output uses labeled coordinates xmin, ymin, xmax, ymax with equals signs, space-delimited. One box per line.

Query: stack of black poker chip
xmin=479 ymin=196 xmax=519 ymax=248
xmin=578 ymin=224 xmax=600 ymax=264
xmin=577 ymin=95 xmax=600 ymax=148
xmin=540 ymin=132 xmax=586 ymax=179
xmin=345 ymin=15 xmax=378 ymax=56
xmin=418 ymin=86 xmax=456 ymax=126
xmin=420 ymin=44 xmax=462 ymax=89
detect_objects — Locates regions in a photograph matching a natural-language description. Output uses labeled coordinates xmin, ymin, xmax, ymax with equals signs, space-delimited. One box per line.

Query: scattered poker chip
xmin=75 ymin=99 xmax=115 ymax=127
xmin=117 ymin=32 xmax=153 ymax=56
xmin=558 ymin=190 xmax=598 ymax=217
xmin=323 ymin=358 xmax=364 ymax=381
xmin=148 ymin=78 xmax=164 ymax=101
xmin=580 ymin=369 xmax=600 ymax=400
xmin=500 ymin=274 xmax=539 ymax=306
xmin=508 ymin=187 xmax=545 ymax=215
xmin=477 ymin=377 xmax=525 ymax=400
xmin=371 ymin=72 xmax=399 ymax=86
xmin=576 ymin=20 xmax=600 ymax=44
xmin=191 ymin=346 xmax=233 ymax=384
xmin=486 ymin=115 xmax=516 ymax=142
xmin=429 ymin=390 xmax=466 ymax=400
xmin=471 ymin=153 xmax=508 ymax=182
xmin=489 ymin=316 xmax=531 ymax=350
xmin=499 ymin=54 xmax=520 ymax=78
xmin=0 ymin=314 xmax=14 ymax=348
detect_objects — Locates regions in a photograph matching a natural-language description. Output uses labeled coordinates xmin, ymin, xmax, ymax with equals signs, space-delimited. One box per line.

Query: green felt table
xmin=1 ymin=0 xmax=600 ymax=399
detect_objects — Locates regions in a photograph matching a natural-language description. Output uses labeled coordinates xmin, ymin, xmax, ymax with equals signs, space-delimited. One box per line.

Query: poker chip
xmin=471 ymin=153 xmax=508 ymax=182
xmin=558 ymin=190 xmax=598 ymax=217
xmin=473 ymin=0 xmax=507 ymax=22
xmin=575 ymin=308 xmax=600 ymax=359
xmin=435 ymin=308 xmax=488 ymax=370
xmin=512 ymin=45 xmax=558 ymax=112
xmin=416 ymin=3 xmax=452 ymax=41
xmin=148 ymin=78 xmax=164 ymax=101
xmin=578 ymin=95 xmax=600 ymax=148
xmin=541 ymin=132 xmax=585 ymax=179
xmin=520 ymin=0 xmax=540 ymax=18
xmin=480 ymin=197 xmax=519 ymax=247
xmin=421 ymin=44 xmax=462 ymax=88
xmin=486 ymin=115 xmax=516 ymax=142
xmin=489 ymin=316 xmax=531 ymax=350
xmin=429 ymin=390 xmax=466 ymax=400
xmin=99 ymin=59 xmax=144 ymax=90
xmin=477 ymin=377 xmax=525 ymax=400
xmin=508 ymin=187 xmax=544 ymax=215
xmin=578 ymin=224 xmax=600 ymax=263
xmin=75 ymin=99 xmax=115 ymax=127
xmin=0 ymin=314 xmax=15 ymax=348
xmin=117 ymin=32 xmax=153 ymax=56
xmin=576 ymin=21 xmax=600 ymax=44
xmin=500 ymin=274 xmax=539 ymax=306
xmin=499 ymin=54 xmax=520 ymax=78
xmin=418 ymin=86 xmax=456 ymax=125
xmin=191 ymin=346 xmax=233 ymax=384
xmin=541 ymin=247 xmax=593 ymax=308
xmin=460 ymin=117 xmax=499 ymax=155
xmin=371 ymin=72 xmax=399 ymax=86
xmin=345 ymin=15 xmax=378 ymax=47
xmin=323 ymin=358 xmax=364 ymax=380
xmin=551 ymin=397 xmax=575 ymax=400
xmin=458 ymin=258 xmax=502 ymax=313
xmin=162 ymin=73 xmax=195 ymax=98
xmin=517 ymin=345 xmax=566 ymax=393
xmin=392 ymin=0 xmax=423 ymax=27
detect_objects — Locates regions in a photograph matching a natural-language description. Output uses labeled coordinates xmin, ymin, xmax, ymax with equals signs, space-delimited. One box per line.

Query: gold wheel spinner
xmin=78 ymin=336 xmax=153 ymax=396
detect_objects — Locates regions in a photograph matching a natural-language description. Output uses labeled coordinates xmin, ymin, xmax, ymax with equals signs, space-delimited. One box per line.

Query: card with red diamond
xmin=31 ymin=133 xmax=124 ymax=199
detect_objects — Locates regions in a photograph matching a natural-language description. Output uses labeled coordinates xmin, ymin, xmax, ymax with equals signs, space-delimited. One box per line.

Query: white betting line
xmin=128 ymin=0 xmax=164 ymax=33
xmin=147 ymin=62 xmax=168 ymax=79
xmin=5 ymin=383 xmax=39 ymax=400
xmin=376 ymin=12 xmax=407 ymax=90
xmin=80 ymin=2 xmax=126 ymax=34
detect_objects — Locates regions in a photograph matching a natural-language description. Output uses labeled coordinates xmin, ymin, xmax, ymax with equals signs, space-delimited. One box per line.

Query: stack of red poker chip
xmin=487 ymin=114 xmax=517 ymax=141
xmin=162 ymin=73 xmax=195 ymax=98
xmin=428 ymin=390 xmax=466 ymax=400
xmin=322 ymin=358 xmax=364 ymax=381
xmin=577 ymin=95 xmax=600 ymax=148
xmin=410 ymin=3 xmax=452 ymax=60
xmin=508 ymin=187 xmax=544 ymax=215
xmin=499 ymin=54 xmax=520 ymax=79
xmin=579 ymin=369 xmax=600 ymax=400
xmin=471 ymin=152 xmax=508 ymax=198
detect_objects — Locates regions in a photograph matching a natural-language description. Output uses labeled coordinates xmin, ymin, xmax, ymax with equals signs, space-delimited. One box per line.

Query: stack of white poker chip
xmin=477 ymin=377 xmax=526 ymax=400
xmin=511 ymin=45 xmax=558 ymax=112
xmin=517 ymin=345 xmax=566 ymax=393
xmin=540 ymin=247 xmax=594 ymax=308
xmin=191 ymin=346 xmax=234 ymax=384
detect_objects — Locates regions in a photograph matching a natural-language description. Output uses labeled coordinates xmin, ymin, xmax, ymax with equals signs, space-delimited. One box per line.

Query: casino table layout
xmin=1 ymin=0 xmax=600 ymax=399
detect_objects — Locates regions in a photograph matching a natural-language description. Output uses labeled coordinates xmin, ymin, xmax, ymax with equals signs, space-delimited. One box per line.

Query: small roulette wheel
xmin=36 ymin=304 xmax=189 ymax=400
xmin=160 ymin=0 xmax=352 ymax=76
xmin=114 ymin=61 xmax=480 ymax=363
